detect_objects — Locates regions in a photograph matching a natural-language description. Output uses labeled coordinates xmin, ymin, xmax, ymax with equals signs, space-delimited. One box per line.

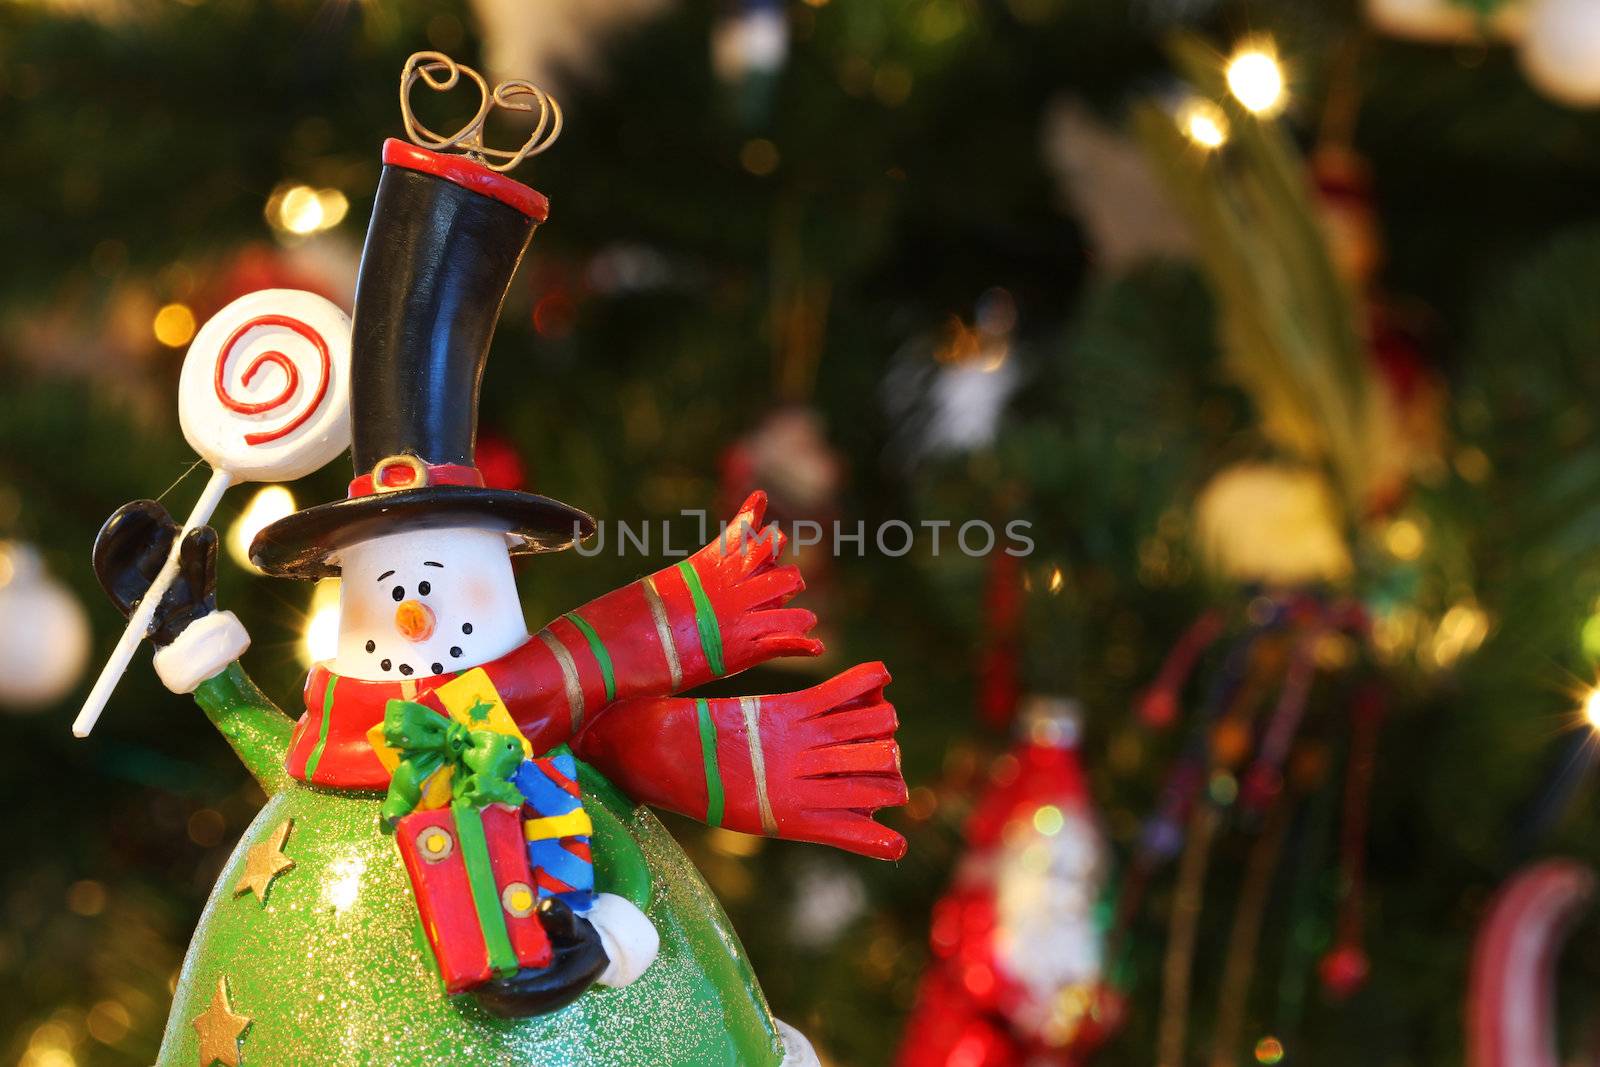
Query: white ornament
xmin=0 ymin=543 xmax=90 ymax=710
xmin=1521 ymin=0 xmax=1600 ymax=106
xmin=1365 ymin=0 xmax=1526 ymax=43
xmin=331 ymin=525 xmax=530 ymax=680
xmin=469 ymin=0 xmax=672 ymax=86
xmin=73 ymin=289 xmax=353 ymax=738
xmin=712 ymin=3 xmax=789 ymax=83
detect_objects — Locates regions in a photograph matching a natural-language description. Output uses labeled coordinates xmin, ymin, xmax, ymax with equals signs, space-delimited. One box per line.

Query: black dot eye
xmin=431 ymin=662 xmax=443 ymax=675
xmin=461 ymin=623 xmax=473 ymax=635
xmin=365 ymin=640 xmax=376 ymax=653
xmin=398 ymin=663 xmax=414 ymax=676
xmin=380 ymin=658 xmax=392 ymax=671
xmin=391 ymin=585 xmax=405 ymax=602
xmin=449 ymin=646 xmax=462 ymax=658
xmin=418 ymin=581 xmax=431 ymax=596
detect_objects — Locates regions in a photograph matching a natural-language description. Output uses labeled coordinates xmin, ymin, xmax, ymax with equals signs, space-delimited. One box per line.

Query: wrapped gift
xmin=515 ymin=748 xmax=596 ymax=911
xmin=382 ymin=693 xmax=552 ymax=994
xmin=394 ymin=801 xmax=553 ymax=993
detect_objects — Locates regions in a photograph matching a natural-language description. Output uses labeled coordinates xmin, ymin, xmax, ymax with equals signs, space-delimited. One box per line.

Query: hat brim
xmin=248 ymin=486 xmax=596 ymax=580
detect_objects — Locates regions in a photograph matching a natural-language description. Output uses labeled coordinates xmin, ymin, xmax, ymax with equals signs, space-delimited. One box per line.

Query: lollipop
xmin=72 ymin=289 xmax=352 ymax=737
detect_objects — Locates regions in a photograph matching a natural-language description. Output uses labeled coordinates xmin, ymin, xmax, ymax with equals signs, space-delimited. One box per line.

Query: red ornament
xmin=475 ymin=433 xmax=529 ymax=492
xmin=1317 ymin=943 xmax=1370 ymax=1001
xmin=897 ymin=698 xmax=1119 ymax=1066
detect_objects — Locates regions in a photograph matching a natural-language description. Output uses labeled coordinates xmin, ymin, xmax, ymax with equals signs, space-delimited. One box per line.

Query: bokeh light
xmin=227 ymin=485 xmax=296 ymax=573
xmin=152 ymin=302 xmax=197 ymax=347
xmin=1179 ymin=98 xmax=1229 ymax=148
xmin=302 ymin=578 xmax=341 ymax=665
xmin=1255 ymin=1035 xmax=1285 ymax=1064
xmin=1227 ymin=45 xmax=1286 ymax=115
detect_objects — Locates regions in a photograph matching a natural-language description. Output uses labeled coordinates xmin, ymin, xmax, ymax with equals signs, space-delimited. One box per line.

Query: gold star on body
xmin=193 ymin=976 xmax=251 ymax=1067
xmin=233 ymin=818 xmax=295 ymax=905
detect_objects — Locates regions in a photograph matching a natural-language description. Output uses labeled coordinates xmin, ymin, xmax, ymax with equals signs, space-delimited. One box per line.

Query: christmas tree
xmin=6 ymin=1 xmax=1600 ymax=1065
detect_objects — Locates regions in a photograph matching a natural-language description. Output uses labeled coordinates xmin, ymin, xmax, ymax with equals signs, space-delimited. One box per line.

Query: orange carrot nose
xmin=394 ymin=600 xmax=436 ymax=642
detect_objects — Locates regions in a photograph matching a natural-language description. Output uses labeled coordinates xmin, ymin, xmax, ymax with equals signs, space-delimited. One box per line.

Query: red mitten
xmin=575 ymin=662 xmax=908 ymax=860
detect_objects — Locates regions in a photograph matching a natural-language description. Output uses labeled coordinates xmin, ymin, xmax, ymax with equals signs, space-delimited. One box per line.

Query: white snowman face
xmin=329 ymin=524 xmax=529 ymax=681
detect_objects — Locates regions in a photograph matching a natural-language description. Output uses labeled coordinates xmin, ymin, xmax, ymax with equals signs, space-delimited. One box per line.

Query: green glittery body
xmin=157 ymin=665 xmax=786 ymax=1066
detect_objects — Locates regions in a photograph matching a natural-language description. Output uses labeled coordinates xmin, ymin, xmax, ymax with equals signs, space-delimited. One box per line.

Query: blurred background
xmin=6 ymin=0 xmax=1600 ymax=1064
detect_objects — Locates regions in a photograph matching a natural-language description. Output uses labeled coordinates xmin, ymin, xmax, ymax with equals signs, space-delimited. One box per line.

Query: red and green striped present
xmin=394 ymin=801 xmax=553 ymax=993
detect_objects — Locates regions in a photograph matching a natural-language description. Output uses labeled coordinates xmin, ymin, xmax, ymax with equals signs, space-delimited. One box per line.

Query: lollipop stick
xmin=72 ymin=466 xmax=235 ymax=738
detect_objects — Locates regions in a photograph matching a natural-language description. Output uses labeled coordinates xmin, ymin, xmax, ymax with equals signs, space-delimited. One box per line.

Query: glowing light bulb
xmin=227 ymin=485 xmax=296 ymax=572
xmin=278 ymin=185 xmax=324 ymax=234
xmin=301 ymin=578 xmax=341 ymax=665
xmin=268 ymin=184 xmax=349 ymax=237
xmin=1227 ymin=45 xmax=1286 ymax=115
xmin=1582 ymin=686 xmax=1600 ymax=731
xmin=1178 ymin=98 xmax=1229 ymax=149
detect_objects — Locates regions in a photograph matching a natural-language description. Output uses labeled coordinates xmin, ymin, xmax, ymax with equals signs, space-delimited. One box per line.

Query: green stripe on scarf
xmin=303 ymin=675 xmax=337 ymax=779
xmin=695 ymin=698 xmax=725 ymax=827
xmin=563 ymin=611 xmax=616 ymax=703
xmin=675 ymin=560 xmax=726 ymax=677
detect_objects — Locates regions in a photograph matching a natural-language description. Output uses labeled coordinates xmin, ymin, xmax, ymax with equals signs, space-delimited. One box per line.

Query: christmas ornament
xmin=897 ymin=697 xmax=1121 ymax=1067
xmin=884 ymin=289 xmax=1022 ymax=466
xmin=1520 ymin=0 xmax=1600 ymax=106
xmin=719 ymin=405 xmax=845 ymax=669
xmin=1192 ymin=463 xmax=1354 ymax=587
xmin=469 ymin=0 xmax=671 ymax=86
xmin=1040 ymin=98 xmax=1193 ymax=272
xmin=712 ymin=0 xmax=789 ymax=126
xmin=0 ymin=541 xmax=91 ymax=709
xmin=1466 ymin=858 xmax=1595 ymax=1067
xmin=1365 ymin=0 xmax=1600 ymax=107
xmin=80 ymin=52 xmax=904 ymax=1066
xmin=1364 ymin=0 xmax=1525 ymax=43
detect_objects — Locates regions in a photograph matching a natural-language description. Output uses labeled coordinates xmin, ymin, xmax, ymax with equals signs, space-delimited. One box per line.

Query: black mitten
xmin=473 ymin=898 xmax=609 ymax=1018
xmin=92 ymin=500 xmax=219 ymax=647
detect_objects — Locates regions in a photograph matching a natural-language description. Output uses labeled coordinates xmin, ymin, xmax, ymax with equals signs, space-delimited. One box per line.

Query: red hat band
xmin=348 ymin=455 xmax=485 ymax=499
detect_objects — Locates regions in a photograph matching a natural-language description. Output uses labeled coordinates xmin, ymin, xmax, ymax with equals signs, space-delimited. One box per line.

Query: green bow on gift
xmin=379 ymin=699 xmax=526 ymax=829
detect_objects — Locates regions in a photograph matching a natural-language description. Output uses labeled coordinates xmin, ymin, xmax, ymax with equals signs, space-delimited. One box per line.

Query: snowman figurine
xmin=91 ymin=99 xmax=906 ymax=1065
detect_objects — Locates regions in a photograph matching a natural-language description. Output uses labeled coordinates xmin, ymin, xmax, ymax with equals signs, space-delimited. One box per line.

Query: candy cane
xmin=72 ymin=289 xmax=352 ymax=737
xmin=1466 ymin=858 xmax=1595 ymax=1067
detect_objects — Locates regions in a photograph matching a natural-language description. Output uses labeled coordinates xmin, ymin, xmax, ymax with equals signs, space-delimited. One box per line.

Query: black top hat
xmin=249 ymin=139 xmax=594 ymax=580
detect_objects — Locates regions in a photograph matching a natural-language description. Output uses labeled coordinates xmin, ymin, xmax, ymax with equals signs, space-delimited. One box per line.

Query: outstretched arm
xmin=192 ymin=662 xmax=296 ymax=795
xmin=510 ymin=491 xmax=822 ymax=740
xmin=573 ymin=662 xmax=908 ymax=860
xmin=94 ymin=500 xmax=294 ymax=794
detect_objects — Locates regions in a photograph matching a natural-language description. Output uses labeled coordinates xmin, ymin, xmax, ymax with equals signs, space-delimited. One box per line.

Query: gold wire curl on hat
xmin=399 ymin=51 xmax=562 ymax=173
